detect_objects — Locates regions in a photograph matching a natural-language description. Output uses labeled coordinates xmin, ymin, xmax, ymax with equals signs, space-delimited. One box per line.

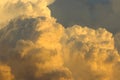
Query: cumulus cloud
xmin=0 ymin=15 xmax=73 ymax=80
xmin=114 ymin=33 xmax=120 ymax=53
xmin=0 ymin=0 xmax=54 ymax=23
xmin=0 ymin=63 xmax=14 ymax=80
xmin=61 ymin=26 xmax=120 ymax=80
xmin=0 ymin=0 xmax=120 ymax=80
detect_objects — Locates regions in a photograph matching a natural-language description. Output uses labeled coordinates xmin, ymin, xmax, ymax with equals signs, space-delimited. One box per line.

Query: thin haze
xmin=49 ymin=0 xmax=120 ymax=33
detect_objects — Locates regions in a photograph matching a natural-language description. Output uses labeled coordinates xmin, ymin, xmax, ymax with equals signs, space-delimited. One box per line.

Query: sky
xmin=49 ymin=0 xmax=120 ymax=33
xmin=0 ymin=0 xmax=120 ymax=80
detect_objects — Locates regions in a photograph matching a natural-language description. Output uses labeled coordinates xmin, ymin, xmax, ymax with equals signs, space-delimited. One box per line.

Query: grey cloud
xmin=49 ymin=0 xmax=120 ymax=33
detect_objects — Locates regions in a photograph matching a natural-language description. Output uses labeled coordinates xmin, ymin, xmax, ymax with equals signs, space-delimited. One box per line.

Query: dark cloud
xmin=49 ymin=0 xmax=120 ymax=33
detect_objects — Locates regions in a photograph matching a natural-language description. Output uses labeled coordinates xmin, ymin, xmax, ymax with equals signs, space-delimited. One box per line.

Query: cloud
xmin=114 ymin=33 xmax=120 ymax=53
xmin=61 ymin=26 xmax=120 ymax=80
xmin=49 ymin=0 xmax=120 ymax=33
xmin=0 ymin=0 xmax=120 ymax=80
xmin=0 ymin=63 xmax=14 ymax=80
xmin=0 ymin=0 xmax=55 ymax=23
xmin=0 ymin=15 xmax=73 ymax=80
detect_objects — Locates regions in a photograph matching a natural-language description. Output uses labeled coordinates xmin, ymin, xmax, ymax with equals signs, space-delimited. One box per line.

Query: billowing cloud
xmin=0 ymin=0 xmax=120 ymax=80
xmin=0 ymin=63 xmax=14 ymax=80
xmin=62 ymin=26 xmax=120 ymax=80
xmin=0 ymin=0 xmax=54 ymax=23
xmin=114 ymin=33 xmax=120 ymax=53
xmin=0 ymin=15 xmax=73 ymax=80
